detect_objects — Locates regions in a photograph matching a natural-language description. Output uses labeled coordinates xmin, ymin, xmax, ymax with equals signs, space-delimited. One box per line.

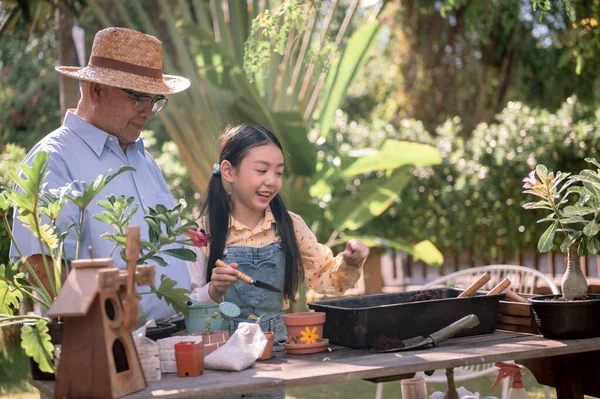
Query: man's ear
xmin=87 ymin=82 xmax=105 ymax=105
xmin=220 ymin=160 xmax=235 ymax=183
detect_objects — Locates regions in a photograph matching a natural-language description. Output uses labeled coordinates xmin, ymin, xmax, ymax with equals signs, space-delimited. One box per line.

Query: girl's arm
xmin=187 ymin=247 xmax=219 ymax=304
xmin=290 ymin=212 xmax=366 ymax=295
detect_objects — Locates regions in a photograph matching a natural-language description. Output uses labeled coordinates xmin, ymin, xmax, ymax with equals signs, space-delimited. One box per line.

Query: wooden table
xmin=31 ymin=331 xmax=600 ymax=399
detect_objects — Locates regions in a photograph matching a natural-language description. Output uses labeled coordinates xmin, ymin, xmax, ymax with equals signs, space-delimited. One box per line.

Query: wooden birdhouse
xmin=48 ymin=226 xmax=155 ymax=399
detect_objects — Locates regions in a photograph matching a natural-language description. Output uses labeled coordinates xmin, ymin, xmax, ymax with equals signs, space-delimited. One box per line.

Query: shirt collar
xmin=64 ymin=110 xmax=146 ymax=157
xmin=230 ymin=206 xmax=275 ymax=233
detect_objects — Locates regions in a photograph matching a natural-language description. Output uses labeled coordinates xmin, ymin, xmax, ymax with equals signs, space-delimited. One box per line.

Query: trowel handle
xmin=429 ymin=314 xmax=480 ymax=346
xmin=488 ymin=278 xmax=511 ymax=295
xmin=458 ymin=273 xmax=491 ymax=297
xmin=215 ymin=259 xmax=254 ymax=285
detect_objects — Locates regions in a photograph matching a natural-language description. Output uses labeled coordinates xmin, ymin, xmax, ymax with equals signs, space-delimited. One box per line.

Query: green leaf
xmin=0 ymin=279 xmax=23 ymax=314
xmin=149 ymin=256 xmax=168 ymax=267
xmin=21 ymin=320 xmax=54 ymax=373
xmin=560 ymin=232 xmax=582 ymax=252
xmin=162 ymin=248 xmax=197 ymax=262
xmin=522 ymin=201 xmax=552 ymax=210
xmin=152 ymin=275 xmax=191 ymax=315
xmin=585 ymin=158 xmax=600 ymax=169
xmin=318 ymin=22 xmax=381 ymax=139
xmin=411 ymin=240 xmax=444 ymax=267
xmin=342 ymin=140 xmax=441 ymax=177
xmin=175 ymin=221 xmax=199 ymax=232
xmin=272 ymin=112 xmax=316 ymax=177
xmin=563 ymin=205 xmax=596 ymax=217
xmin=537 ymin=221 xmax=558 ymax=253
xmin=332 ymin=167 xmax=412 ymax=231
xmin=535 ymin=165 xmax=548 ymax=180
xmin=586 ymin=236 xmax=600 ymax=254
xmin=583 ymin=220 xmax=600 ymax=237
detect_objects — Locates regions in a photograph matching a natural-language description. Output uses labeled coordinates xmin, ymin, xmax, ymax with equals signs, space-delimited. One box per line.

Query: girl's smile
xmin=225 ymin=143 xmax=284 ymax=228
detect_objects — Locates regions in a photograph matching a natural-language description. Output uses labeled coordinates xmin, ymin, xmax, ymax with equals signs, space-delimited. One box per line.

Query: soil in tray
xmin=407 ymin=289 xmax=443 ymax=302
xmin=371 ymin=336 xmax=406 ymax=351
xmin=536 ymin=296 xmax=591 ymax=301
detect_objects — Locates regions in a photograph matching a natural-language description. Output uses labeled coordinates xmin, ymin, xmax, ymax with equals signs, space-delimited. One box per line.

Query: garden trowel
xmin=216 ymin=259 xmax=281 ymax=293
xmin=371 ymin=314 xmax=480 ymax=353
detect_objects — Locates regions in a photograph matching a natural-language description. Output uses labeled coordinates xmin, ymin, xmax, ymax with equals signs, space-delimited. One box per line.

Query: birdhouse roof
xmin=48 ymin=267 xmax=101 ymax=317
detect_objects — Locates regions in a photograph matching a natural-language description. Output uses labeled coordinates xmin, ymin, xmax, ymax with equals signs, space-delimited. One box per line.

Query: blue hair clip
xmin=212 ymin=163 xmax=221 ymax=176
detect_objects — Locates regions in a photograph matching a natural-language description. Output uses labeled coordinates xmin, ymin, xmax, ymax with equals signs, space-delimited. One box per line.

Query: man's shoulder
xmin=31 ymin=125 xmax=76 ymax=153
xmin=25 ymin=125 xmax=75 ymax=162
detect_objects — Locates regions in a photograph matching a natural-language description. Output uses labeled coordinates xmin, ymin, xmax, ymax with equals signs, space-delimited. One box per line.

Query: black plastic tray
xmin=307 ymin=288 xmax=504 ymax=349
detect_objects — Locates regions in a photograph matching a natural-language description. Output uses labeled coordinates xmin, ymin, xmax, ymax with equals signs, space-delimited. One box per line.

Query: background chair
xmin=375 ymin=265 xmax=558 ymax=399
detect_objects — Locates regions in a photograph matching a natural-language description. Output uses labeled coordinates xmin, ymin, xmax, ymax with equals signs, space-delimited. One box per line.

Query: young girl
xmin=188 ymin=124 xmax=369 ymax=348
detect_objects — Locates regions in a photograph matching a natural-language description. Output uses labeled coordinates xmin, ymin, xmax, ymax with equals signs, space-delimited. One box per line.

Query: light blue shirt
xmin=10 ymin=111 xmax=191 ymax=321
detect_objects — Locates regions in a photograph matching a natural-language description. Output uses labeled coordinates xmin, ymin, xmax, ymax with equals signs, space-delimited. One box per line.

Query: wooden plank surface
xmin=31 ymin=331 xmax=600 ymax=399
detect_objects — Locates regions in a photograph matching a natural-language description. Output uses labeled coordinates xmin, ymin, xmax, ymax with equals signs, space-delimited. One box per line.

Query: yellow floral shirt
xmin=187 ymin=207 xmax=363 ymax=306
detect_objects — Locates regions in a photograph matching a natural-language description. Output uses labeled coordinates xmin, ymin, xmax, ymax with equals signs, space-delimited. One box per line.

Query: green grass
xmin=287 ymin=373 xmax=554 ymax=399
xmin=0 ymin=327 xmax=38 ymax=398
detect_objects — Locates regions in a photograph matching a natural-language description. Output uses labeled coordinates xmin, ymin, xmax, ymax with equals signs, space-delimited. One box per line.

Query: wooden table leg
xmin=518 ymin=350 xmax=600 ymax=399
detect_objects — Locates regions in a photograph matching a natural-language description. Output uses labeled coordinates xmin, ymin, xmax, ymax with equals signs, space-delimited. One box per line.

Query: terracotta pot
xmin=258 ymin=332 xmax=275 ymax=360
xmin=283 ymin=339 xmax=329 ymax=355
xmin=282 ymin=312 xmax=326 ymax=345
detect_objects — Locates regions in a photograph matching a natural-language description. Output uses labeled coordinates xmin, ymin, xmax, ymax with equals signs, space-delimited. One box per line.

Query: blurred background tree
xmin=1 ymin=0 xmax=599 ymax=272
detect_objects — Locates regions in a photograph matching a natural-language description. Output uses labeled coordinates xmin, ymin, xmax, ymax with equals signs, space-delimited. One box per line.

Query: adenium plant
xmin=522 ymin=158 xmax=600 ymax=299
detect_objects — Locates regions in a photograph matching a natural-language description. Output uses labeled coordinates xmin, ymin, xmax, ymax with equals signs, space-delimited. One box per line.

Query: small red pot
xmin=259 ymin=332 xmax=275 ymax=360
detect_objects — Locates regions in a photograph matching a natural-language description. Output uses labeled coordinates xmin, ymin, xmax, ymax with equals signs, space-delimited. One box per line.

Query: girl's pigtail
xmin=202 ymin=173 xmax=230 ymax=282
xmin=270 ymin=195 xmax=303 ymax=302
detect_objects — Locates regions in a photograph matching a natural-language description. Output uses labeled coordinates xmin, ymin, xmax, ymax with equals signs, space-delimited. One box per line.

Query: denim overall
xmin=221 ymin=241 xmax=287 ymax=399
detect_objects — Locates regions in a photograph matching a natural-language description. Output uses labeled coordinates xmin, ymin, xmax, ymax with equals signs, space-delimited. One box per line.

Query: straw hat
xmin=56 ymin=27 xmax=190 ymax=95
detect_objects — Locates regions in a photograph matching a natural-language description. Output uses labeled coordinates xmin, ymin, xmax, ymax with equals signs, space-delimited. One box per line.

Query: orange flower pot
xmin=283 ymin=312 xmax=326 ymax=345
xmin=174 ymin=341 xmax=204 ymax=377
xmin=258 ymin=332 xmax=275 ymax=360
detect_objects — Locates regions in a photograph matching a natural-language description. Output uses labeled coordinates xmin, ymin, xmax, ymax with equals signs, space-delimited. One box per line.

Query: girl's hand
xmin=342 ymin=239 xmax=369 ymax=267
xmin=208 ymin=262 xmax=239 ymax=301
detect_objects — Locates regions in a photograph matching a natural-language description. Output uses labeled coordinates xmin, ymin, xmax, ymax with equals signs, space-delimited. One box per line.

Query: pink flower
xmin=522 ymin=170 xmax=540 ymax=188
xmin=184 ymin=228 xmax=211 ymax=248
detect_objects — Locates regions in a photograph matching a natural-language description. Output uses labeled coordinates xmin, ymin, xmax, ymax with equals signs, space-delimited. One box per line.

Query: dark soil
xmin=371 ymin=336 xmax=405 ymax=351
xmin=407 ymin=290 xmax=443 ymax=302
xmin=538 ymin=296 xmax=591 ymax=301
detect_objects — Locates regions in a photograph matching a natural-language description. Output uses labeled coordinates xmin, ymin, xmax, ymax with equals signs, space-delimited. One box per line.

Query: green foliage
xmin=96 ymin=195 xmax=198 ymax=264
xmin=0 ymin=277 xmax=23 ymax=314
xmin=244 ymin=0 xmax=308 ymax=82
xmin=20 ymin=320 xmax=53 ymax=373
xmin=0 ymin=144 xmax=26 ymax=264
xmin=146 ymin=274 xmax=190 ymax=316
xmin=0 ymin=26 xmax=60 ymax=149
xmin=524 ymin=157 xmax=600 ymax=255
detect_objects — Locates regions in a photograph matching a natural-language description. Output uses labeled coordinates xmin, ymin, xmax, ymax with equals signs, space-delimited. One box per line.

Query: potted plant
xmin=248 ymin=313 xmax=274 ymax=360
xmin=522 ymin=160 xmax=600 ymax=338
xmin=0 ymin=152 xmax=199 ymax=377
xmin=188 ymin=311 xmax=229 ymax=356
xmin=0 ymin=152 xmax=133 ymax=378
xmin=282 ymin=311 xmax=329 ymax=354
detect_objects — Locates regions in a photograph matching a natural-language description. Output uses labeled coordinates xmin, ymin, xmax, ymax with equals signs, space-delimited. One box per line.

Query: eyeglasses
xmin=121 ymin=89 xmax=168 ymax=113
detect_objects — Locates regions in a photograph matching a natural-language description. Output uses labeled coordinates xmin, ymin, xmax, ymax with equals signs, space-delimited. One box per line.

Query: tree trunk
xmin=56 ymin=8 xmax=79 ymax=120
xmin=562 ymin=245 xmax=588 ymax=300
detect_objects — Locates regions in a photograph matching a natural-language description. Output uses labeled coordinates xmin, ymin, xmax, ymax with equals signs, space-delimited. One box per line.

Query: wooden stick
xmin=216 ymin=259 xmax=253 ymax=285
xmin=487 ymin=278 xmax=511 ymax=295
xmin=504 ymin=289 xmax=527 ymax=303
xmin=123 ymin=226 xmax=140 ymax=332
xmin=458 ymin=273 xmax=491 ymax=298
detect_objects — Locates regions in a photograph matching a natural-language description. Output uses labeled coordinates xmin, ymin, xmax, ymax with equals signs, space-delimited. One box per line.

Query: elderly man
xmin=10 ymin=27 xmax=191 ymax=321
